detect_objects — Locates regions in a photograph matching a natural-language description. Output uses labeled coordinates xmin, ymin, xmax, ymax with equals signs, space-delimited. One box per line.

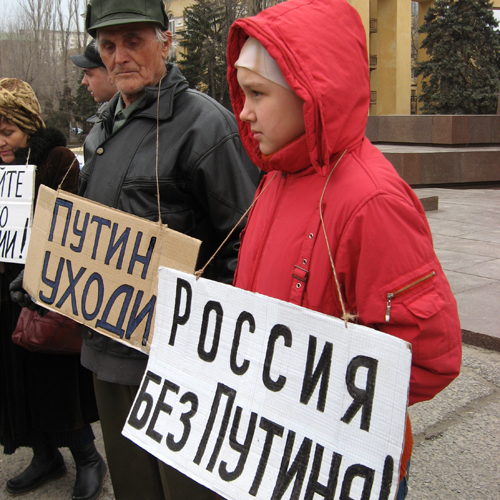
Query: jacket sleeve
xmin=336 ymin=191 xmax=462 ymax=406
xmin=190 ymin=132 xmax=260 ymax=285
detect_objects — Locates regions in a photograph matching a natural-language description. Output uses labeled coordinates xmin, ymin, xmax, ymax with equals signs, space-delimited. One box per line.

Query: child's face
xmin=237 ymin=67 xmax=305 ymax=155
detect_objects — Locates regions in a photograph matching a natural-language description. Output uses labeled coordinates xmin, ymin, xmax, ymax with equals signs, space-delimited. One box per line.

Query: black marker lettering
xmin=167 ymin=391 xmax=198 ymax=452
xmin=0 ymin=229 xmax=16 ymax=258
xmin=90 ymin=216 xmax=111 ymax=259
xmin=305 ymin=445 xmax=342 ymax=500
xmin=128 ymin=371 xmax=161 ymax=429
xmin=39 ymin=252 xmax=64 ymax=304
xmin=271 ymin=431 xmax=312 ymax=500
xmin=263 ymin=324 xmax=292 ymax=392
xmin=378 ymin=455 xmax=394 ymax=500
xmin=15 ymin=170 xmax=24 ymax=197
xmin=105 ymin=224 xmax=130 ymax=269
xmin=0 ymin=206 xmax=8 ymax=227
xmin=49 ymin=199 xmax=73 ymax=245
xmin=339 ymin=464 xmax=374 ymax=500
xmin=194 ymin=383 xmax=236 ymax=471
xmin=198 ymin=300 xmax=223 ymax=362
xmin=146 ymin=379 xmax=179 ymax=443
xmin=55 ymin=260 xmax=86 ymax=314
xmin=219 ymin=407 xmax=257 ymax=482
xmin=96 ymin=284 xmax=134 ymax=337
xmin=300 ymin=336 xmax=332 ymax=412
xmin=127 ymin=232 xmax=156 ymax=279
xmin=341 ymin=356 xmax=378 ymax=432
xmin=169 ymin=278 xmax=192 ymax=345
xmin=81 ymin=272 xmax=104 ymax=320
xmin=125 ymin=291 xmax=156 ymax=345
xmin=230 ymin=311 xmax=255 ymax=376
xmin=249 ymin=417 xmax=284 ymax=496
xmin=70 ymin=210 xmax=89 ymax=253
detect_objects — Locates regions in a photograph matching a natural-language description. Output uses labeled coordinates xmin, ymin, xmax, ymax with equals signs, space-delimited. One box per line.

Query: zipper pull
xmin=385 ymin=293 xmax=394 ymax=322
xmin=384 ymin=271 xmax=436 ymax=322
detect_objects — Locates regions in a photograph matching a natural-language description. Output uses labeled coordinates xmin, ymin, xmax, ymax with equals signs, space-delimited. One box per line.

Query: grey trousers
xmin=93 ymin=375 xmax=218 ymax=500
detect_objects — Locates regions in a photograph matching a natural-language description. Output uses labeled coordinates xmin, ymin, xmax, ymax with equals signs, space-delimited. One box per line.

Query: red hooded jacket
xmin=227 ymin=0 xmax=462 ymax=480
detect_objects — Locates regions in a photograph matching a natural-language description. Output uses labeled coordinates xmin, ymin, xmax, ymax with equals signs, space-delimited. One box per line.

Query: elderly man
xmin=80 ymin=1 xmax=259 ymax=499
xmin=70 ymin=40 xmax=116 ymax=104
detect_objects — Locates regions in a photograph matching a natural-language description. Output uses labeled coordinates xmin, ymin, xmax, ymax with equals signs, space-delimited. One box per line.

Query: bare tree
xmin=0 ymin=0 xmax=87 ymax=134
xmin=71 ymin=0 xmax=88 ymax=52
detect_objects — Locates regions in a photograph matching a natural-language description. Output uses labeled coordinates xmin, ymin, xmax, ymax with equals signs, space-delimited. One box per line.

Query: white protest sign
xmin=0 ymin=164 xmax=35 ymax=263
xmin=23 ymin=186 xmax=201 ymax=353
xmin=123 ymin=267 xmax=412 ymax=500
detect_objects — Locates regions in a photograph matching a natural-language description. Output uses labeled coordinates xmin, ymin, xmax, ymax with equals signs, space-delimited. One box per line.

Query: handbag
xmin=12 ymin=307 xmax=83 ymax=354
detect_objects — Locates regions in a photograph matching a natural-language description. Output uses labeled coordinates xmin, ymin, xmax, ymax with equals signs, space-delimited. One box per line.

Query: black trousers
xmin=93 ymin=375 xmax=218 ymax=500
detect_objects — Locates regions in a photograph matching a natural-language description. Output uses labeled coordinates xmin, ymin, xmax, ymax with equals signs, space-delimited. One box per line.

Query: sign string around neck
xmin=194 ymin=171 xmax=279 ymax=280
xmin=198 ymin=149 xmax=355 ymax=328
xmin=319 ymin=149 xmax=357 ymax=328
xmin=155 ymin=77 xmax=163 ymax=224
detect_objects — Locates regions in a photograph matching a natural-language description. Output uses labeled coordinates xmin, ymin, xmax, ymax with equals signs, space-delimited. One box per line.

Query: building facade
xmin=165 ymin=0 xmax=500 ymax=116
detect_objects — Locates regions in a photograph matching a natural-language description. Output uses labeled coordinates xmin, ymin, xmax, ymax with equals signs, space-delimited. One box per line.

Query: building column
xmin=376 ymin=0 xmax=411 ymax=115
xmin=348 ymin=0 xmax=371 ymax=55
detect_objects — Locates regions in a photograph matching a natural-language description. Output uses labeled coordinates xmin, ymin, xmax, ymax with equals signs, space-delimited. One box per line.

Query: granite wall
xmin=366 ymin=115 xmax=500 ymax=186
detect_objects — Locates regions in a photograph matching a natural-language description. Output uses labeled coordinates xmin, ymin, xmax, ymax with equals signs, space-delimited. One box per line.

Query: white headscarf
xmin=235 ymin=37 xmax=291 ymax=91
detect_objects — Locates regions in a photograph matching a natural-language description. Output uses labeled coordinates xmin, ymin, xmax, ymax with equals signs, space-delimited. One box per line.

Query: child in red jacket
xmin=227 ymin=1 xmax=462 ymax=498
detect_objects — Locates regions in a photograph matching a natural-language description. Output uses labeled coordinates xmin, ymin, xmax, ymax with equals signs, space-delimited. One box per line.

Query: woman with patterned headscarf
xmin=0 ymin=78 xmax=107 ymax=500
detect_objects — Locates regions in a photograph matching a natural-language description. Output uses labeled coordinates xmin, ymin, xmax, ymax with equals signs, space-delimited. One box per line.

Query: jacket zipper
xmin=385 ymin=271 xmax=436 ymax=322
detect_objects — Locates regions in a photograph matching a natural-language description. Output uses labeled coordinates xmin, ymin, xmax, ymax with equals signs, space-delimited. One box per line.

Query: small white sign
xmin=0 ymin=164 xmax=35 ymax=263
xmin=123 ymin=268 xmax=412 ymax=500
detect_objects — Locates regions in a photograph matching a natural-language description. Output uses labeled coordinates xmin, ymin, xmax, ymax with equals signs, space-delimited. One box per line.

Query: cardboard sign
xmin=0 ymin=164 xmax=35 ymax=263
xmin=23 ymin=186 xmax=201 ymax=353
xmin=123 ymin=268 xmax=412 ymax=500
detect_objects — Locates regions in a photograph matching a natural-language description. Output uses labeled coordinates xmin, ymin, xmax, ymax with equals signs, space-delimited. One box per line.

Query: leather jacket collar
xmin=97 ymin=63 xmax=190 ymax=131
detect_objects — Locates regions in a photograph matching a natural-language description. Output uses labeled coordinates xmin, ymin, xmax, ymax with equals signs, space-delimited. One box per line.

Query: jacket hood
xmin=227 ymin=0 xmax=370 ymax=174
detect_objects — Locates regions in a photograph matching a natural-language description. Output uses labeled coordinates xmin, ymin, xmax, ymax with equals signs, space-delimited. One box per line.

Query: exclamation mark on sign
xmin=19 ymin=218 xmax=28 ymax=258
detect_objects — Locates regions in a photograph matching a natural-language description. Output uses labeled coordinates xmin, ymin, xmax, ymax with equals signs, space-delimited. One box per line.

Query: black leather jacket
xmin=79 ymin=63 xmax=259 ymax=384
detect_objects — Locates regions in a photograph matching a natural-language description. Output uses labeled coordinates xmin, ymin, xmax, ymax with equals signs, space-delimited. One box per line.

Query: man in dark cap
xmin=71 ymin=40 xmax=116 ymax=103
xmin=78 ymin=1 xmax=259 ymax=499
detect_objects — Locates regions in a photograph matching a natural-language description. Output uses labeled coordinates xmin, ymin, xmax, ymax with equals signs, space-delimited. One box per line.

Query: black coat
xmin=80 ymin=63 xmax=260 ymax=385
xmin=0 ymin=127 xmax=99 ymax=454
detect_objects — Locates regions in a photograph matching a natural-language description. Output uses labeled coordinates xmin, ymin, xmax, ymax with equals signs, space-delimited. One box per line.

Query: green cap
xmin=85 ymin=0 xmax=168 ymax=38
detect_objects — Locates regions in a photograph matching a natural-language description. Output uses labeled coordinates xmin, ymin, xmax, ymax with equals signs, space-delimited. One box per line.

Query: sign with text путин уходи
xmin=0 ymin=164 xmax=35 ymax=263
xmin=123 ymin=267 xmax=412 ymax=500
xmin=22 ymin=185 xmax=201 ymax=354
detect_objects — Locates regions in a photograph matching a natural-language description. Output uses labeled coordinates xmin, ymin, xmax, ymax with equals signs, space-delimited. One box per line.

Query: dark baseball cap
xmin=85 ymin=0 xmax=168 ymax=38
xmin=70 ymin=40 xmax=105 ymax=68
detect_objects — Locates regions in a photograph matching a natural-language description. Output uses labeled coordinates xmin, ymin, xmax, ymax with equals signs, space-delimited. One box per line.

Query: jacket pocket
xmin=385 ymin=270 xmax=436 ymax=322
xmin=403 ymin=285 xmax=446 ymax=319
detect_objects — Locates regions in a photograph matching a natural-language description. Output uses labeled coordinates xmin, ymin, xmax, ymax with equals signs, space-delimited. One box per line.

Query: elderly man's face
xmin=97 ymin=23 xmax=171 ymax=106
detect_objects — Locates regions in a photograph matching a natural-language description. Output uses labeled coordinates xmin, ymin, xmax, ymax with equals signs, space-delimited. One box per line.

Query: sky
xmin=1 ymin=1 xmax=500 ymax=31
xmin=0 ymin=0 xmax=82 ymax=27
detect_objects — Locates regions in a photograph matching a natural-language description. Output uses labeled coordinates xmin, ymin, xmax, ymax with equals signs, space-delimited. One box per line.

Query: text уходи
xmin=23 ymin=186 xmax=200 ymax=353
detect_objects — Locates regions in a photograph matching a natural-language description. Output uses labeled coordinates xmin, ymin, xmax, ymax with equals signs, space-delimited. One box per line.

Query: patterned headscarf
xmin=0 ymin=78 xmax=45 ymax=134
